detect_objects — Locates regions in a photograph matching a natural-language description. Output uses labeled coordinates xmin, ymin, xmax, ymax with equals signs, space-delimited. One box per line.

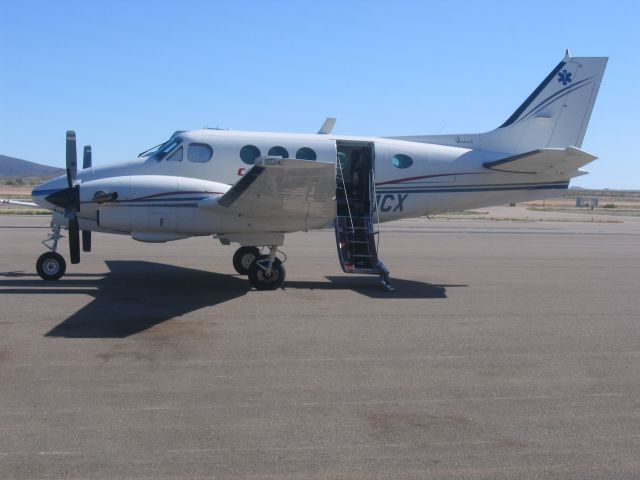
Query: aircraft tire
xmin=248 ymin=256 xmax=285 ymax=290
xmin=36 ymin=252 xmax=66 ymax=281
xmin=232 ymin=246 xmax=261 ymax=275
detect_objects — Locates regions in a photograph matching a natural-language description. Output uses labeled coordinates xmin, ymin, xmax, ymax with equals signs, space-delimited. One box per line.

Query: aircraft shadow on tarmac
xmin=0 ymin=261 xmax=461 ymax=338
xmin=291 ymin=277 xmax=458 ymax=299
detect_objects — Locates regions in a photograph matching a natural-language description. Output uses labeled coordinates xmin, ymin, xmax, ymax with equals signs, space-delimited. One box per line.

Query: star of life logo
xmin=557 ymin=69 xmax=572 ymax=86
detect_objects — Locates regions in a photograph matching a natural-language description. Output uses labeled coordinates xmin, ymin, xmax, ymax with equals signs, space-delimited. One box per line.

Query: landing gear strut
xmin=36 ymin=223 xmax=66 ymax=281
xmin=248 ymin=245 xmax=286 ymax=290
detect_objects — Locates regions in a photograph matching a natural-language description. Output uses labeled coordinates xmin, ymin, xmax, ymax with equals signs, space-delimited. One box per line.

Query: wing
xmin=483 ymin=146 xmax=597 ymax=177
xmin=202 ymin=158 xmax=336 ymax=231
xmin=1 ymin=199 xmax=39 ymax=207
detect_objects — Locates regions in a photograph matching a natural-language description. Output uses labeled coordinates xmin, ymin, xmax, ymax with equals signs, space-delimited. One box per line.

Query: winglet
xmin=317 ymin=117 xmax=336 ymax=134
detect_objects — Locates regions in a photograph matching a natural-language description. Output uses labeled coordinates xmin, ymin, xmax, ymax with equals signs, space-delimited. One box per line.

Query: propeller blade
xmin=82 ymin=230 xmax=91 ymax=252
xmin=68 ymin=216 xmax=80 ymax=264
xmin=66 ymin=130 xmax=77 ymax=188
xmin=83 ymin=145 xmax=92 ymax=169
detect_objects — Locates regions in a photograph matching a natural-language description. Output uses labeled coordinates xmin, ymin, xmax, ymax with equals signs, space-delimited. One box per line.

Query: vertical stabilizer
xmin=483 ymin=53 xmax=608 ymax=153
xmin=392 ymin=53 xmax=608 ymax=154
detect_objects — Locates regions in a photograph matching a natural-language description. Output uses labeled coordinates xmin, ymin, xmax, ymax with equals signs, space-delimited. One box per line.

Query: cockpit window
xmin=166 ymin=146 xmax=183 ymax=162
xmin=139 ymin=131 xmax=186 ymax=159
xmin=188 ymin=143 xmax=213 ymax=163
xmin=146 ymin=136 xmax=183 ymax=161
xmin=138 ymin=141 xmax=164 ymax=158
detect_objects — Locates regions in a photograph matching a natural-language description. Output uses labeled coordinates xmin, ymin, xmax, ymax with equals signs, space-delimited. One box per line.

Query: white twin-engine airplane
xmin=23 ymin=52 xmax=606 ymax=290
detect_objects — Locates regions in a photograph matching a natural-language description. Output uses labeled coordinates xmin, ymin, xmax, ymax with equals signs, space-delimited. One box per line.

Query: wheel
xmin=232 ymin=246 xmax=260 ymax=275
xmin=36 ymin=252 xmax=66 ymax=281
xmin=248 ymin=256 xmax=286 ymax=290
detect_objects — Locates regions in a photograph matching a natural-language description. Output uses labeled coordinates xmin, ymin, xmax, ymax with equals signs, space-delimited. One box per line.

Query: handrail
xmin=336 ymin=153 xmax=355 ymax=234
xmin=370 ymin=168 xmax=381 ymax=253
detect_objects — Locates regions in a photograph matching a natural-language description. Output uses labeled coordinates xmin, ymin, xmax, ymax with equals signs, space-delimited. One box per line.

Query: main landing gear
xmin=36 ymin=223 xmax=67 ymax=281
xmin=232 ymin=246 xmax=261 ymax=275
xmin=233 ymin=245 xmax=286 ymax=290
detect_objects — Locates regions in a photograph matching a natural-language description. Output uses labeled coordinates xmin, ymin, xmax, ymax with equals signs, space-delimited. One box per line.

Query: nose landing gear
xmin=36 ymin=223 xmax=67 ymax=281
xmin=37 ymin=252 xmax=66 ymax=281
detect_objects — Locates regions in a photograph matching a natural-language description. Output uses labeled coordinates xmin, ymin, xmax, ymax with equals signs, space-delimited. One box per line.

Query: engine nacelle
xmin=93 ymin=175 xmax=229 ymax=235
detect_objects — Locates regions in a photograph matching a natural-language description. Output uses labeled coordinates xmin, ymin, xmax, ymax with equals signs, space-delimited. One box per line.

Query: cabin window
xmin=240 ymin=145 xmax=261 ymax=165
xmin=166 ymin=146 xmax=183 ymax=162
xmin=268 ymin=146 xmax=289 ymax=158
xmin=392 ymin=153 xmax=413 ymax=169
xmin=296 ymin=147 xmax=317 ymax=160
xmin=188 ymin=143 xmax=213 ymax=163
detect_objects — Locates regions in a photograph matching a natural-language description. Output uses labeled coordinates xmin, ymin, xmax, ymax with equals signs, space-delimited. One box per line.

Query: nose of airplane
xmin=31 ymin=175 xmax=69 ymax=210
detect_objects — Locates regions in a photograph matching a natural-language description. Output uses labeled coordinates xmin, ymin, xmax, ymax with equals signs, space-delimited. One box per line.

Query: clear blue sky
xmin=1 ymin=0 xmax=638 ymax=189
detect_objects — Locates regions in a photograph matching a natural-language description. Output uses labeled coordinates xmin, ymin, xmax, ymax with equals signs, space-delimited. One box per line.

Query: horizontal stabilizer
xmin=204 ymin=157 xmax=336 ymax=230
xmin=483 ymin=146 xmax=597 ymax=177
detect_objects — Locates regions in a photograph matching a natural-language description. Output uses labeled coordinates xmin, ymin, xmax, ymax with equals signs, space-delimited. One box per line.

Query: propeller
xmin=82 ymin=230 xmax=91 ymax=253
xmin=45 ymin=131 xmax=117 ymax=261
xmin=66 ymin=131 xmax=81 ymax=263
xmin=81 ymin=145 xmax=92 ymax=252
xmin=68 ymin=215 xmax=80 ymax=264
xmin=44 ymin=131 xmax=81 ymax=263
xmin=66 ymin=131 xmax=78 ymax=189
xmin=83 ymin=145 xmax=92 ymax=169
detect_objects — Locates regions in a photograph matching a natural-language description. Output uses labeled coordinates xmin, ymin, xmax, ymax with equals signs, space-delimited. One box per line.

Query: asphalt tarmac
xmin=1 ymin=214 xmax=639 ymax=479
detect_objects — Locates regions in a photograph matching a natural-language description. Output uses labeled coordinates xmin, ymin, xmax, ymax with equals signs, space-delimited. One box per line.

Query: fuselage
xmin=32 ymin=128 xmax=570 ymax=240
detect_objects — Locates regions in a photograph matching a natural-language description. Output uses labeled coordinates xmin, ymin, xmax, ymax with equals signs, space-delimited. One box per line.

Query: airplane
xmin=8 ymin=52 xmax=607 ymax=291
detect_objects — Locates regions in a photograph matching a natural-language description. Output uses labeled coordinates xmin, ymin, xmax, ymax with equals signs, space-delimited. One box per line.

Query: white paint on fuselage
xmin=33 ymin=128 xmax=571 ymax=239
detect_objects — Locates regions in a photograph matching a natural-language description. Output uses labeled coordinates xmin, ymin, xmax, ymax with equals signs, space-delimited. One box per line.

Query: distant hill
xmin=0 ymin=155 xmax=64 ymax=179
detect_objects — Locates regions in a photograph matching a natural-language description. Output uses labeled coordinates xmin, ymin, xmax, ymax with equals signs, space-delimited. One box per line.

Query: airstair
xmin=334 ymin=142 xmax=392 ymax=290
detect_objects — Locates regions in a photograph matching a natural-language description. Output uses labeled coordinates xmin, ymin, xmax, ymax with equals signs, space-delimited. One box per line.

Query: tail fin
xmin=483 ymin=52 xmax=608 ymax=153
xmin=393 ymin=52 xmax=608 ymax=154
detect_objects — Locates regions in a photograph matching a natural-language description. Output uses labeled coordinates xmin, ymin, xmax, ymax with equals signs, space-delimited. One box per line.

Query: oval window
xmin=392 ymin=153 xmax=413 ymax=169
xmin=268 ymin=146 xmax=289 ymax=158
xmin=188 ymin=143 xmax=213 ymax=163
xmin=296 ymin=147 xmax=317 ymax=161
xmin=240 ymin=145 xmax=261 ymax=165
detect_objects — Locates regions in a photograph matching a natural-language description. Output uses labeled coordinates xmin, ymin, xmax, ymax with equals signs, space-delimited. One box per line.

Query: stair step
xmin=335 ymin=208 xmax=384 ymax=275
